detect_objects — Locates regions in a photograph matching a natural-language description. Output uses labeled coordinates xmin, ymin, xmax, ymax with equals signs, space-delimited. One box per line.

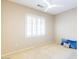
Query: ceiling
xmin=8 ymin=0 xmax=77 ymax=15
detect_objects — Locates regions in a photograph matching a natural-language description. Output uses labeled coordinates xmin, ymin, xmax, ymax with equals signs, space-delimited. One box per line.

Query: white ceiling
xmin=8 ymin=0 xmax=77 ymax=15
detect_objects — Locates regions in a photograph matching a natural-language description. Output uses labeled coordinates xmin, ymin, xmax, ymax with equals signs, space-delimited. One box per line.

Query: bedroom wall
xmin=1 ymin=0 xmax=54 ymax=55
xmin=54 ymin=8 xmax=77 ymax=44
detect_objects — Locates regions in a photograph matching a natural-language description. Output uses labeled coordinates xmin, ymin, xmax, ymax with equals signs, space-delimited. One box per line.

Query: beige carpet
xmin=2 ymin=44 xmax=77 ymax=59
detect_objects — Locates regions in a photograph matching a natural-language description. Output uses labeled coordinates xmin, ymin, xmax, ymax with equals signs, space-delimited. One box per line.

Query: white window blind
xmin=25 ymin=15 xmax=45 ymax=38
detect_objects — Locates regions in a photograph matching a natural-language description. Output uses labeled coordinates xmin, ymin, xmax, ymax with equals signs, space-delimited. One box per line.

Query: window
xmin=25 ymin=15 xmax=45 ymax=38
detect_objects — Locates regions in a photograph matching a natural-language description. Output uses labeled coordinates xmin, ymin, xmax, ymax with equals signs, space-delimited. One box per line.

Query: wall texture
xmin=1 ymin=0 xmax=54 ymax=55
xmin=54 ymin=8 xmax=77 ymax=44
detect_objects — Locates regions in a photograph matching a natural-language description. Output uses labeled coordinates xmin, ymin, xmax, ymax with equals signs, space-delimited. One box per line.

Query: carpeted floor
xmin=2 ymin=44 xmax=77 ymax=59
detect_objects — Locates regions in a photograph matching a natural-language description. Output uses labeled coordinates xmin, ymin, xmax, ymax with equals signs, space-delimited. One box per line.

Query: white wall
xmin=1 ymin=0 xmax=54 ymax=54
xmin=54 ymin=8 xmax=77 ymax=44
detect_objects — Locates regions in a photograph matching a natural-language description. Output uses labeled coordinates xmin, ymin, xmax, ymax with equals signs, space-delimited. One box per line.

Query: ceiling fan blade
xmin=43 ymin=0 xmax=63 ymax=12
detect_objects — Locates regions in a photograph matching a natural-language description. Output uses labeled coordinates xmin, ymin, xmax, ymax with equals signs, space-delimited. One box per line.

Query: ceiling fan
xmin=43 ymin=0 xmax=63 ymax=12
